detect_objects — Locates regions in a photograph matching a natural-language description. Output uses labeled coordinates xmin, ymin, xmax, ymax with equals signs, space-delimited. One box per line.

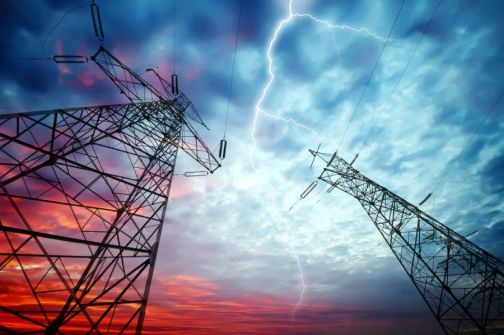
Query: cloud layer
xmin=0 ymin=0 xmax=503 ymax=334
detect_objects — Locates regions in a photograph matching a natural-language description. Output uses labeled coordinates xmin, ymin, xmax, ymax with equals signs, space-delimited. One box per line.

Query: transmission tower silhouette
xmin=306 ymin=149 xmax=503 ymax=335
xmin=0 ymin=2 xmax=220 ymax=334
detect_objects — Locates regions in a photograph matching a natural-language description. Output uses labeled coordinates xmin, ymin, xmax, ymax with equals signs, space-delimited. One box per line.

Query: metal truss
xmin=90 ymin=46 xmax=219 ymax=174
xmin=0 ymin=39 xmax=219 ymax=335
xmin=311 ymin=150 xmax=504 ymax=335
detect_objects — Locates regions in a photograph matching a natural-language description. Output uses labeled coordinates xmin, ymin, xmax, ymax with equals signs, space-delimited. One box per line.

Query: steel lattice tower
xmin=308 ymin=150 xmax=503 ymax=334
xmin=0 ymin=6 xmax=220 ymax=333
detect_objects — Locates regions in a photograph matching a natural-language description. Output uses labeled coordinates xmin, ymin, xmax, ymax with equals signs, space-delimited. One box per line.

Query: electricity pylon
xmin=0 ymin=3 xmax=220 ymax=334
xmin=308 ymin=150 xmax=503 ymax=335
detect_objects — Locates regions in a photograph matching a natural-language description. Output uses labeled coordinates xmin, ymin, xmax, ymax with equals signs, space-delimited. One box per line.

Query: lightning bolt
xmin=249 ymin=0 xmax=388 ymax=317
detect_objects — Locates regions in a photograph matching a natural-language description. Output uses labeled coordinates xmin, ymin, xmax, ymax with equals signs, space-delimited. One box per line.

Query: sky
xmin=0 ymin=0 xmax=503 ymax=334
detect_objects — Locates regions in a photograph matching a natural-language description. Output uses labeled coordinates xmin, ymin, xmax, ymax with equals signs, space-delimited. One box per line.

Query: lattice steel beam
xmin=310 ymin=150 xmax=504 ymax=335
xmin=0 ymin=97 xmax=219 ymax=334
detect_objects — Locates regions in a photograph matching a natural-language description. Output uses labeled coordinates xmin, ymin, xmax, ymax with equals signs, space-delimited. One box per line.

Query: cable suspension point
xmin=349 ymin=153 xmax=359 ymax=166
xmin=218 ymin=139 xmax=227 ymax=160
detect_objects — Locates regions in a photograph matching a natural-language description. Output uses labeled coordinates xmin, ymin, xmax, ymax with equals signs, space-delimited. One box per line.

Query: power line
xmin=2 ymin=2 xmax=88 ymax=63
xmin=356 ymin=0 xmax=443 ymax=156
xmin=41 ymin=2 xmax=88 ymax=59
xmin=308 ymin=151 xmax=504 ymax=332
xmin=151 ymin=2 xmax=249 ymax=308
xmin=218 ymin=0 xmax=244 ymax=161
xmin=299 ymin=243 xmax=382 ymax=312
xmin=0 ymin=57 xmax=52 ymax=62
xmin=172 ymin=182 xmax=325 ymax=315
xmin=0 ymin=1 xmax=222 ymax=332
xmin=430 ymin=87 xmax=504 ymax=193
xmin=172 ymin=0 xmax=176 ymax=74
xmin=164 ymin=220 xmax=280 ymax=317
xmin=336 ymin=0 xmax=406 ymax=151
xmin=174 ymin=187 xmax=325 ymax=313
xmin=223 ymin=0 xmax=244 ymax=139
xmin=210 ymin=1 xmax=402 ymax=314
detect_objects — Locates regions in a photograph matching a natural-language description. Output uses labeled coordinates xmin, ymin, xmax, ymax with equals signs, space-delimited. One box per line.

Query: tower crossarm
xmin=146 ymin=68 xmax=209 ymax=130
xmin=91 ymin=49 xmax=219 ymax=174
xmin=179 ymin=116 xmax=221 ymax=173
xmin=311 ymin=150 xmax=504 ymax=335
xmin=91 ymin=46 xmax=165 ymax=104
xmin=175 ymin=93 xmax=209 ymax=130
xmin=0 ymin=102 xmax=159 ymax=188
xmin=88 ymin=2 xmax=210 ymax=132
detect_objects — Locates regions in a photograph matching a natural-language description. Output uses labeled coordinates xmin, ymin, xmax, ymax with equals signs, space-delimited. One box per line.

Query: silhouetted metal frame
xmin=311 ymin=150 xmax=503 ymax=335
xmin=0 ymin=45 xmax=220 ymax=334
xmin=0 ymin=101 xmax=175 ymax=333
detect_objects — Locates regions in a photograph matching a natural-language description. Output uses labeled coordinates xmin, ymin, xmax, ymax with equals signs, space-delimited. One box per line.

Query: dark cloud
xmin=482 ymin=154 xmax=504 ymax=194
xmin=472 ymin=220 xmax=504 ymax=257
